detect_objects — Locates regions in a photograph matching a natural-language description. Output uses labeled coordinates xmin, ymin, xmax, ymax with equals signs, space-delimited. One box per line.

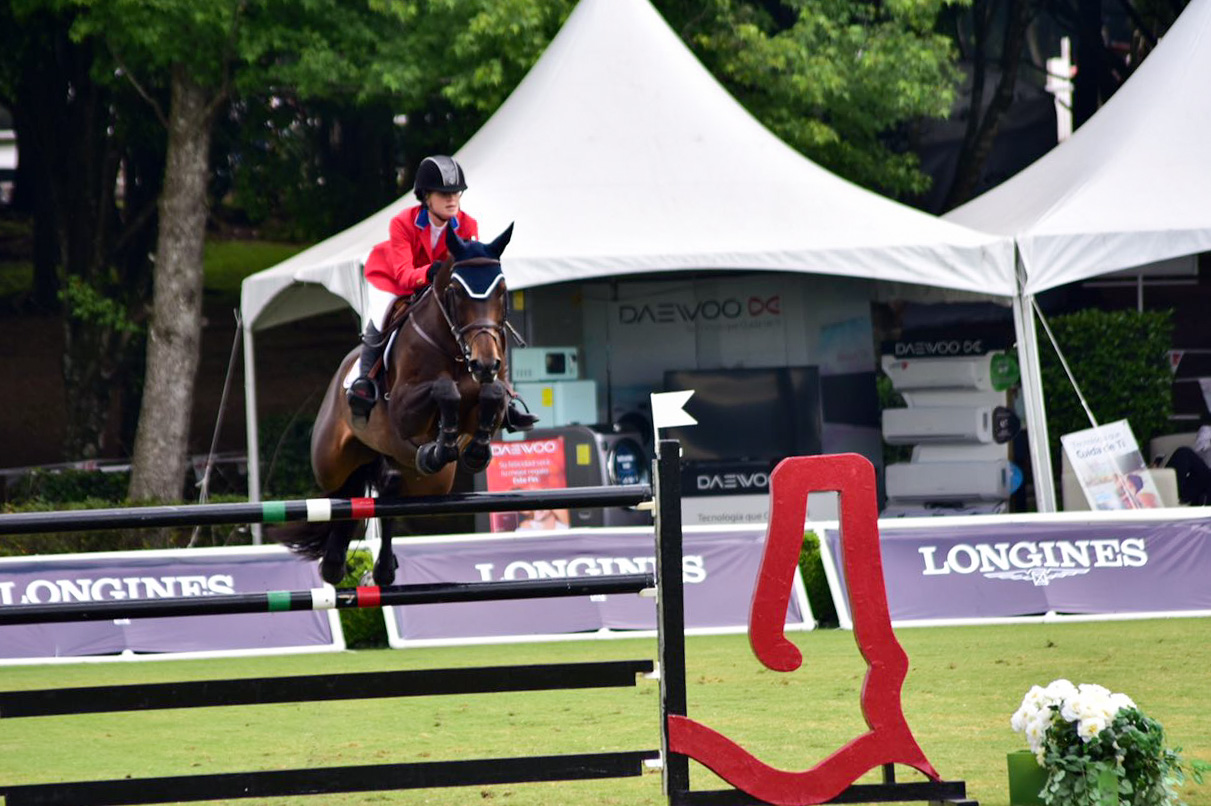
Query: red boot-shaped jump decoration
xmin=667 ymin=454 xmax=941 ymax=806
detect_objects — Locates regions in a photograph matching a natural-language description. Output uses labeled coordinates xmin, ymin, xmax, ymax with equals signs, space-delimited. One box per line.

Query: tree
xmin=66 ymin=0 xmax=433 ymax=501
xmin=938 ymin=0 xmax=1189 ymax=210
xmin=0 ymin=1 xmax=159 ymax=460
xmin=658 ymin=0 xmax=963 ymax=198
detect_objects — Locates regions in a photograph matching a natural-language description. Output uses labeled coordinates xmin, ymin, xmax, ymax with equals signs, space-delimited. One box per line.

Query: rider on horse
xmin=347 ymin=155 xmax=538 ymax=432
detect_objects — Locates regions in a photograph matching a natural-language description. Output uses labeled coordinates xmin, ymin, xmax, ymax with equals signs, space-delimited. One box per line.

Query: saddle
xmin=365 ymin=291 xmax=425 ymax=384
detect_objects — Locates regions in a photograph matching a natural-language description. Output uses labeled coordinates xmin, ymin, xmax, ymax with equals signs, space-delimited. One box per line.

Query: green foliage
xmin=673 ymin=0 xmax=963 ymax=197
xmin=799 ymin=531 xmax=838 ymax=627
xmin=337 ymin=550 xmax=390 ymax=649
xmin=1039 ymin=309 xmax=1174 ymax=465
xmin=258 ymin=414 xmax=320 ymax=499
xmin=1039 ymin=708 xmax=1193 ymax=806
xmin=58 ymin=275 xmax=141 ymax=334
xmin=4 ymin=469 xmax=130 ymax=505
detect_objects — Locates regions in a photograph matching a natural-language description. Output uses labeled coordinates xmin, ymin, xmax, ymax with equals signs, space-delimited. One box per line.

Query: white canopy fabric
xmin=945 ymin=0 xmax=1211 ymax=294
xmin=239 ymin=0 xmax=1014 ymax=334
xmin=239 ymin=0 xmax=1017 ymax=516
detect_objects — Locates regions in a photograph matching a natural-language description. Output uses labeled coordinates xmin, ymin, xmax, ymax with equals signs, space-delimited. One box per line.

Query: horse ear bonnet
xmin=450 ymin=264 xmax=504 ymax=299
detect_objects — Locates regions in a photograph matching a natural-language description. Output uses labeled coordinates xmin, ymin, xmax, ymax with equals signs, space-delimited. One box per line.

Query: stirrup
xmin=504 ymin=400 xmax=539 ymax=433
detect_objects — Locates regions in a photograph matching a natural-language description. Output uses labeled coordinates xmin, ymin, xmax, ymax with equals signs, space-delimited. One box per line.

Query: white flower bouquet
xmin=1011 ymin=679 xmax=1203 ymax=806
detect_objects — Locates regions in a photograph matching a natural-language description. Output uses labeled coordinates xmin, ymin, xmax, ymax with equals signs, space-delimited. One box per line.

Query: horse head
xmin=434 ymin=224 xmax=514 ymax=384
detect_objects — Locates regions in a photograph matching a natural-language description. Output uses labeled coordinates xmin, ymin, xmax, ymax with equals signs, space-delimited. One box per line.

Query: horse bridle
xmin=421 ymin=257 xmax=526 ymax=367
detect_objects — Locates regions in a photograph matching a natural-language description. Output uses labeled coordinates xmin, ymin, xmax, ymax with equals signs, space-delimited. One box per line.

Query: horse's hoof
xmin=320 ymin=558 xmax=347 ymax=586
xmin=417 ymin=442 xmax=458 ymax=475
xmin=370 ymin=553 xmax=398 ymax=587
xmin=460 ymin=443 xmax=491 ymax=474
xmin=416 ymin=443 xmax=442 ymax=475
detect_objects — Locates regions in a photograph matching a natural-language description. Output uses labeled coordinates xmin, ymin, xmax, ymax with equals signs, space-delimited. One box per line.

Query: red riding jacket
xmin=363 ymin=204 xmax=479 ymax=297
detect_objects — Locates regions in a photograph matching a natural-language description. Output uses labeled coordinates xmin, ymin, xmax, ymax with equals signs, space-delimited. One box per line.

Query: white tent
xmin=240 ymin=0 xmax=1015 ymax=506
xmin=945 ymin=0 xmax=1211 ymax=509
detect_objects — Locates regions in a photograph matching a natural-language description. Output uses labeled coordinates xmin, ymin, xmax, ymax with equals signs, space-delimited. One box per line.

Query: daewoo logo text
xmin=617 ymin=296 xmax=780 ymax=325
xmin=491 ymin=440 xmax=560 ymax=457
xmin=697 ymin=472 xmax=770 ymax=491
xmin=918 ymin=538 xmax=1147 ymax=586
xmin=893 ymin=339 xmax=984 ymax=357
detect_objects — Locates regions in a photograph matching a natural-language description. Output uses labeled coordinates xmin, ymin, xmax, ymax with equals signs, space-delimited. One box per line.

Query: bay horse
xmin=282 ymin=224 xmax=516 ymax=586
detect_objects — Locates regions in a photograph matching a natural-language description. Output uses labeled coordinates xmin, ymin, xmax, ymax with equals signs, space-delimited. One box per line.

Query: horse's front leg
xmin=460 ymin=381 xmax=506 ymax=473
xmin=369 ymin=519 xmax=398 ymax=586
xmin=416 ymin=376 xmax=462 ymax=476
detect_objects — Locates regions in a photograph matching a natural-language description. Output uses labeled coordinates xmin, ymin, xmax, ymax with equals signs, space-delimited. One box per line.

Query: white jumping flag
xmin=650 ymin=391 xmax=697 ymax=456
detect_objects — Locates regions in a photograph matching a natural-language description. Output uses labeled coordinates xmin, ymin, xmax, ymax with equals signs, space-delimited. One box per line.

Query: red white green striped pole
xmin=0 ymin=574 xmax=657 ymax=626
xmin=0 ymin=485 xmax=651 ymax=536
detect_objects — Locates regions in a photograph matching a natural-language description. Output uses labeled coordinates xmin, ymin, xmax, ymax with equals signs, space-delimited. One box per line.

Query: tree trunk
xmin=128 ymin=67 xmax=216 ymax=502
xmin=941 ymin=0 xmax=1033 ymax=211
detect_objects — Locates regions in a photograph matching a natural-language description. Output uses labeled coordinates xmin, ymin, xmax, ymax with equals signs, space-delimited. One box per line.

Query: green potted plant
xmin=1009 ymin=679 xmax=1204 ymax=805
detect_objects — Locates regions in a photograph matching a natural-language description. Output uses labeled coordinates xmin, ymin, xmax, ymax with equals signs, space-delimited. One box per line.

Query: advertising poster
xmin=382 ymin=526 xmax=813 ymax=646
xmin=485 ymin=436 xmax=570 ymax=531
xmin=1061 ymin=420 xmax=1164 ymax=509
xmin=820 ymin=511 xmax=1211 ymax=625
xmin=0 ymin=546 xmax=343 ymax=664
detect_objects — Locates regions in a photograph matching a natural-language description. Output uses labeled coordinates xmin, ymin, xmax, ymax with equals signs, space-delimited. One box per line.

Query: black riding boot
xmin=347 ymin=324 xmax=389 ymax=423
xmin=503 ymin=388 xmax=540 ymax=433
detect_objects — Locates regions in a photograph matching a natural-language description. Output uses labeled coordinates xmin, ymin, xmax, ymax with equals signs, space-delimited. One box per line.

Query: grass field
xmin=1 ymin=619 xmax=1209 ymax=806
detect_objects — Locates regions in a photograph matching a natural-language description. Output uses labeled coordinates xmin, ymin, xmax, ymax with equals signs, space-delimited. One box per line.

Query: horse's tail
xmin=270 ymin=463 xmax=379 ymax=560
xmin=272 ymin=519 xmax=332 ymax=561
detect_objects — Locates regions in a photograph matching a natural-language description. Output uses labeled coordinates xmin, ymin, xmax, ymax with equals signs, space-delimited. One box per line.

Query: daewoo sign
xmin=918 ymin=538 xmax=1148 ymax=586
xmin=617 ymin=296 xmax=780 ymax=325
xmin=892 ymin=339 xmax=985 ymax=357
xmin=490 ymin=439 xmax=561 ymax=457
xmin=696 ymin=471 xmax=770 ymax=492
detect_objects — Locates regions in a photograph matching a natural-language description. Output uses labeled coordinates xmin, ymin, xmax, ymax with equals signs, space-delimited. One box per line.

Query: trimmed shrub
xmin=337 ymin=550 xmax=390 ymax=648
xmin=799 ymin=531 xmax=838 ymax=628
xmin=1039 ymin=309 xmax=1173 ymax=466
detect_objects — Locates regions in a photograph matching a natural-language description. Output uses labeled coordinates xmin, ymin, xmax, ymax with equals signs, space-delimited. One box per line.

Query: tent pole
xmin=1013 ymin=254 xmax=1057 ymax=512
xmin=242 ymin=322 xmax=263 ymax=544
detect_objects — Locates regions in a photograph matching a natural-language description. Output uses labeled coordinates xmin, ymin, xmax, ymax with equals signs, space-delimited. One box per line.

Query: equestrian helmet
xmin=414 ymin=155 xmax=468 ymax=196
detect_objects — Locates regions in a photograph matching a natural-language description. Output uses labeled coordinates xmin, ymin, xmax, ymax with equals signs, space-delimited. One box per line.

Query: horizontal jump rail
xmin=0 ymin=484 xmax=652 ymax=536
xmin=0 ymin=573 xmax=655 ymax=626
xmin=0 ymin=751 xmax=662 ymax=806
xmin=671 ymin=780 xmax=972 ymax=805
xmin=0 ymin=659 xmax=655 ymax=718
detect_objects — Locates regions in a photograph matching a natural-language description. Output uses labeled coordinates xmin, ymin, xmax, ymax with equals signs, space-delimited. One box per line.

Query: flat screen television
xmin=662 ymin=367 xmax=822 ymax=463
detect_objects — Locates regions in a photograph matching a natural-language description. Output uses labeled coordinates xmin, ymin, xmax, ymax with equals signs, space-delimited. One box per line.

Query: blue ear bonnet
xmin=451 ymin=262 xmax=504 ymax=299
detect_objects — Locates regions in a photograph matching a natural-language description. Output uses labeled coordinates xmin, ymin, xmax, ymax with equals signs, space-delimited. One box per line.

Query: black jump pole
xmin=0 ymin=574 xmax=656 ymax=626
xmin=0 ymin=484 xmax=652 ymax=536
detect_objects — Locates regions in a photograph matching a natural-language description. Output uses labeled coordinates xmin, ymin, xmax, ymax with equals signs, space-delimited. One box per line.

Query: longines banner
xmin=820 ymin=512 xmax=1211 ymax=626
xmin=0 ymin=546 xmax=343 ymax=664
xmin=382 ymin=526 xmax=813 ymax=647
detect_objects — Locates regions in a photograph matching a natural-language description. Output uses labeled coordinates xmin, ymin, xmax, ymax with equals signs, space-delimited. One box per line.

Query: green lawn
xmin=1 ymin=619 xmax=1208 ymax=805
xmin=202 ymin=239 xmax=310 ymax=299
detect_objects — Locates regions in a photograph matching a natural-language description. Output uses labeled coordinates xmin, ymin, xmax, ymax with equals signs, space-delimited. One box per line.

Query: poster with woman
xmin=485 ymin=436 xmax=572 ymax=531
xmin=1061 ymin=420 xmax=1164 ymax=509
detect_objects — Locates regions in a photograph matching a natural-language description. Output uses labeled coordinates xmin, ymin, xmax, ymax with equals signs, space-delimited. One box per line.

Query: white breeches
xmin=363 ymin=284 xmax=398 ymax=333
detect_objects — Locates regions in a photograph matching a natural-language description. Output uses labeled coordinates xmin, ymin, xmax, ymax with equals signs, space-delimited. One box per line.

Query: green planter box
xmin=1007 ymin=750 xmax=1118 ymax=806
xmin=1008 ymin=750 xmax=1048 ymax=806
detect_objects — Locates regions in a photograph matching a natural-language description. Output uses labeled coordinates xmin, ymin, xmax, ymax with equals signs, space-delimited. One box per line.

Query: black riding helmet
xmin=414 ymin=155 xmax=468 ymax=202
